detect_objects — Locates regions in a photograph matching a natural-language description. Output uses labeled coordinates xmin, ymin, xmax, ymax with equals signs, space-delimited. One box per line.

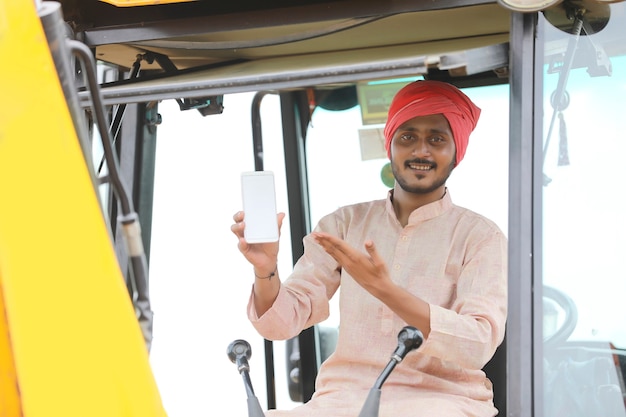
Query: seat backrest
xmin=483 ymin=335 xmax=507 ymax=416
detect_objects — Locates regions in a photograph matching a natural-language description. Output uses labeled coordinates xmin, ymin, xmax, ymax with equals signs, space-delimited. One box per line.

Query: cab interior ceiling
xmin=62 ymin=0 xmax=513 ymax=106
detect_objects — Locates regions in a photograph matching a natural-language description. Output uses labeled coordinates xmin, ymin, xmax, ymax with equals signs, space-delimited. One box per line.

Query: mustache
xmin=404 ymin=158 xmax=436 ymax=168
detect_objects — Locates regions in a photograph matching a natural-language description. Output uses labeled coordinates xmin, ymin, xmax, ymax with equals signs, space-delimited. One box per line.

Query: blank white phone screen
xmin=241 ymin=171 xmax=279 ymax=243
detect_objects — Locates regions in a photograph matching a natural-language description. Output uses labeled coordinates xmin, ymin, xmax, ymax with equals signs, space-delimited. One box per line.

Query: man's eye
xmin=430 ymin=136 xmax=444 ymax=143
xmin=400 ymin=134 xmax=413 ymax=141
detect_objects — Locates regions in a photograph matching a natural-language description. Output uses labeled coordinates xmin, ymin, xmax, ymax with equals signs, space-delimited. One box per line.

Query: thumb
xmin=365 ymin=240 xmax=384 ymax=267
xmin=277 ymin=212 xmax=286 ymax=228
xmin=364 ymin=239 xmax=376 ymax=252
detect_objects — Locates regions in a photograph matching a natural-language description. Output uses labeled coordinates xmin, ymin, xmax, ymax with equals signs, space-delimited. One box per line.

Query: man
xmin=231 ymin=80 xmax=507 ymax=416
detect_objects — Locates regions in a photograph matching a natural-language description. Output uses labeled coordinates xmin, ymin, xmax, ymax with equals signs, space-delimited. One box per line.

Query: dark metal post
xmin=279 ymin=91 xmax=317 ymax=402
xmin=507 ymin=10 xmax=538 ymax=417
xmin=250 ymin=91 xmax=277 ymax=410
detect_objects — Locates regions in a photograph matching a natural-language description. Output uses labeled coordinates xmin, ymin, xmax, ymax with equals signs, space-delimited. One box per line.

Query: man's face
xmin=390 ymin=113 xmax=456 ymax=194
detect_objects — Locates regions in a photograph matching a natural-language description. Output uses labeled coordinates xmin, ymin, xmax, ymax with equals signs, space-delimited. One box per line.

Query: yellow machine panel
xmin=0 ymin=1 xmax=167 ymax=416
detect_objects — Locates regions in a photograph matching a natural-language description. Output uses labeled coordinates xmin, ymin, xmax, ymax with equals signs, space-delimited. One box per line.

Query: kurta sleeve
xmin=247 ymin=213 xmax=342 ymax=341
xmin=418 ymin=225 xmax=508 ymax=370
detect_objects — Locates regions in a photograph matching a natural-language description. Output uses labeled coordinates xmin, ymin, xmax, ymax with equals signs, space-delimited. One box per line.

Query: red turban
xmin=383 ymin=80 xmax=481 ymax=166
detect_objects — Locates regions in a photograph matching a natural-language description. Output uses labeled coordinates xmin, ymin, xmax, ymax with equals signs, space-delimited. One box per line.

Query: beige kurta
xmin=248 ymin=191 xmax=507 ymax=417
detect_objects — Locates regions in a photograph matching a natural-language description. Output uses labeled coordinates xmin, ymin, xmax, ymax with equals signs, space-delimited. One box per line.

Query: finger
xmin=317 ymin=235 xmax=353 ymax=258
xmin=364 ymin=240 xmax=383 ymax=267
xmin=231 ymin=220 xmax=245 ymax=238
xmin=277 ymin=212 xmax=286 ymax=234
xmin=314 ymin=234 xmax=357 ymax=265
xmin=236 ymin=234 xmax=250 ymax=252
xmin=312 ymin=232 xmax=341 ymax=246
xmin=233 ymin=211 xmax=244 ymax=222
xmin=312 ymin=233 xmax=339 ymax=257
xmin=312 ymin=232 xmax=338 ymax=251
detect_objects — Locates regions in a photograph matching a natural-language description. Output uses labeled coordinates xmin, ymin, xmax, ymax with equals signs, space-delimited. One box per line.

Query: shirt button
xmin=394 ymin=264 xmax=401 ymax=270
xmin=401 ymin=235 xmax=408 ymax=241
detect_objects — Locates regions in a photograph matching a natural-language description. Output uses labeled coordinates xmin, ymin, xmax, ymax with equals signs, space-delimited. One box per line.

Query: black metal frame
xmin=95 ymin=2 xmax=542 ymax=415
xmin=507 ymin=10 xmax=538 ymax=417
xmin=279 ymin=91 xmax=318 ymax=404
xmin=111 ymin=101 xmax=159 ymax=267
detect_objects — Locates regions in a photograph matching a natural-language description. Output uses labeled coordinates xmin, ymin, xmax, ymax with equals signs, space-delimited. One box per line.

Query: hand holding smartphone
xmin=240 ymin=171 xmax=279 ymax=243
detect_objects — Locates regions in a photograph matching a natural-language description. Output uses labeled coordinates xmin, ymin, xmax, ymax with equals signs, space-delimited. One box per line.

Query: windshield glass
xmin=538 ymin=3 xmax=626 ymax=415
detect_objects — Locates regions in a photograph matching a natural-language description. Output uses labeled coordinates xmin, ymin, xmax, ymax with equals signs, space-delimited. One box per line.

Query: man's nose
xmin=411 ymin=138 xmax=431 ymax=156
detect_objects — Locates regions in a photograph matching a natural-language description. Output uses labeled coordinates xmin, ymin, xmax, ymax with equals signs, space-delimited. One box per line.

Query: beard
xmin=391 ymin=157 xmax=455 ymax=194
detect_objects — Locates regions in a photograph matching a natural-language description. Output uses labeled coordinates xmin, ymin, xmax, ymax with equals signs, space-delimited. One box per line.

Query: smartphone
xmin=241 ymin=171 xmax=279 ymax=243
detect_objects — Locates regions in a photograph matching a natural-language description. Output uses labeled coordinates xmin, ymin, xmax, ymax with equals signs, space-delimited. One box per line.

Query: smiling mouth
xmin=407 ymin=162 xmax=434 ymax=171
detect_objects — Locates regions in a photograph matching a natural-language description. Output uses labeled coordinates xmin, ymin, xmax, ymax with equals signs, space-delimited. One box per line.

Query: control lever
xmin=358 ymin=326 xmax=424 ymax=417
xmin=227 ymin=339 xmax=265 ymax=417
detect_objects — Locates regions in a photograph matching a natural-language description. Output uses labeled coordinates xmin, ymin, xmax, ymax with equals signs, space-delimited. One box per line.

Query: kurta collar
xmin=385 ymin=188 xmax=454 ymax=225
